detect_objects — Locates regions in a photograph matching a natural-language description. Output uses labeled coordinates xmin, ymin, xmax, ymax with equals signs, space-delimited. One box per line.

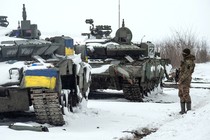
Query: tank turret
xmin=7 ymin=4 xmax=41 ymax=39
xmin=79 ymin=19 xmax=155 ymax=59
xmin=0 ymin=4 xmax=73 ymax=60
xmin=113 ymin=19 xmax=132 ymax=45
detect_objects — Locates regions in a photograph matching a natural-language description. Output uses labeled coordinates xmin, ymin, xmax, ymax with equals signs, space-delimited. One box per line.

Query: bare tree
xmin=195 ymin=39 xmax=209 ymax=63
xmin=156 ymin=29 xmax=210 ymax=68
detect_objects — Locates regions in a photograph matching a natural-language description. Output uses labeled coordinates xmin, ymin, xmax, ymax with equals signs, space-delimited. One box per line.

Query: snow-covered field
xmin=0 ymin=60 xmax=210 ymax=140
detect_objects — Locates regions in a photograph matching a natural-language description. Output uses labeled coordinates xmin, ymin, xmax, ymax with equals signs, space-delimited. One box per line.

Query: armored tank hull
xmin=88 ymin=43 xmax=169 ymax=101
xmin=0 ymin=52 xmax=91 ymax=126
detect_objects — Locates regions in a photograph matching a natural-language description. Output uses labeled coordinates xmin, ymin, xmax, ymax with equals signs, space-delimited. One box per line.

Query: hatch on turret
xmin=114 ymin=19 xmax=132 ymax=45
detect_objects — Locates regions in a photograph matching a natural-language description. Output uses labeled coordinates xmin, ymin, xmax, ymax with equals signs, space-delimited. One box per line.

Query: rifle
xmin=175 ymin=68 xmax=180 ymax=83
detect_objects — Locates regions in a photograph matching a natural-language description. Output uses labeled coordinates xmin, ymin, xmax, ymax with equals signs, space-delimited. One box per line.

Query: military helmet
xmin=182 ymin=48 xmax=190 ymax=55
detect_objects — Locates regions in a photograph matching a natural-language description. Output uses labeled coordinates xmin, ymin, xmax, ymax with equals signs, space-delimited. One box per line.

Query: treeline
xmin=155 ymin=30 xmax=210 ymax=68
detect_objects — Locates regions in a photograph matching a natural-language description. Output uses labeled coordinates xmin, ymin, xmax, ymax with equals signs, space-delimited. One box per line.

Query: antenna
xmin=118 ymin=0 xmax=120 ymax=28
xmin=141 ymin=35 xmax=146 ymax=43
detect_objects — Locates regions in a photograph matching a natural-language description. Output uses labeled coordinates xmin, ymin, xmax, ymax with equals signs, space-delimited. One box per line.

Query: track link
xmin=122 ymin=80 xmax=143 ymax=102
xmin=31 ymin=89 xmax=65 ymax=126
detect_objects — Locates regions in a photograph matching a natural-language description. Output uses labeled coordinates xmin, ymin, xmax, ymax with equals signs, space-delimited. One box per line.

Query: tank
xmin=75 ymin=19 xmax=170 ymax=102
xmin=0 ymin=4 xmax=91 ymax=126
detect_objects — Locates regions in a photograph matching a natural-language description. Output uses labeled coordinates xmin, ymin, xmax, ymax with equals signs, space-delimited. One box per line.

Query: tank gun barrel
xmin=22 ymin=4 xmax=27 ymax=21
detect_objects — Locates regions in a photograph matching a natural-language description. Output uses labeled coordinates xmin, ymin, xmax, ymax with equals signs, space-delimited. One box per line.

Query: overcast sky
xmin=0 ymin=0 xmax=209 ymax=43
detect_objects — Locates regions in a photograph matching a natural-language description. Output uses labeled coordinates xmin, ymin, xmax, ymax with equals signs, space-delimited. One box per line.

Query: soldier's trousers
xmin=178 ymin=84 xmax=191 ymax=103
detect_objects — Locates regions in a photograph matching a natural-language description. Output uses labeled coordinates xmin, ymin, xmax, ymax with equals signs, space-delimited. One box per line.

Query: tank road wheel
xmin=59 ymin=92 xmax=67 ymax=115
xmin=59 ymin=89 xmax=79 ymax=113
xmin=122 ymin=80 xmax=143 ymax=102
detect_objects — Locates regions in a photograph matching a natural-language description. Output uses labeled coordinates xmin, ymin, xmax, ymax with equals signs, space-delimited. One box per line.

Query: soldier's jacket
xmin=178 ymin=54 xmax=195 ymax=86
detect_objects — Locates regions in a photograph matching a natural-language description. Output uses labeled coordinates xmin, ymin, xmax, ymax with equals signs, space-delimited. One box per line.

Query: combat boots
xmin=179 ymin=102 xmax=186 ymax=114
xmin=186 ymin=102 xmax=191 ymax=111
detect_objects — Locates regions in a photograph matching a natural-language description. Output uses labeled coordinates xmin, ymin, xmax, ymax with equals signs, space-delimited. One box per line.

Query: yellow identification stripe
xmin=65 ymin=47 xmax=74 ymax=56
xmin=25 ymin=76 xmax=56 ymax=89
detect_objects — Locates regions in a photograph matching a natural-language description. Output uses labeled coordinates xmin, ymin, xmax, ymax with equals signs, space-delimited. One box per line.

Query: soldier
xmin=178 ymin=48 xmax=195 ymax=114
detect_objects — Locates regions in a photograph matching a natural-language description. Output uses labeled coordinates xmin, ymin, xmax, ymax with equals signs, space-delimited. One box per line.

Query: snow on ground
xmin=0 ymin=62 xmax=209 ymax=140
xmin=192 ymin=62 xmax=210 ymax=82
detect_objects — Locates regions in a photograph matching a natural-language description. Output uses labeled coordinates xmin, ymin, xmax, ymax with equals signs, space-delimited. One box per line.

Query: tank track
xmin=30 ymin=89 xmax=65 ymax=126
xmin=122 ymin=80 xmax=143 ymax=102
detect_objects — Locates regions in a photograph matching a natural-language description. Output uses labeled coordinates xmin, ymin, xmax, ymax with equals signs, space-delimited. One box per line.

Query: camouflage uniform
xmin=178 ymin=48 xmax=195 ymax=114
